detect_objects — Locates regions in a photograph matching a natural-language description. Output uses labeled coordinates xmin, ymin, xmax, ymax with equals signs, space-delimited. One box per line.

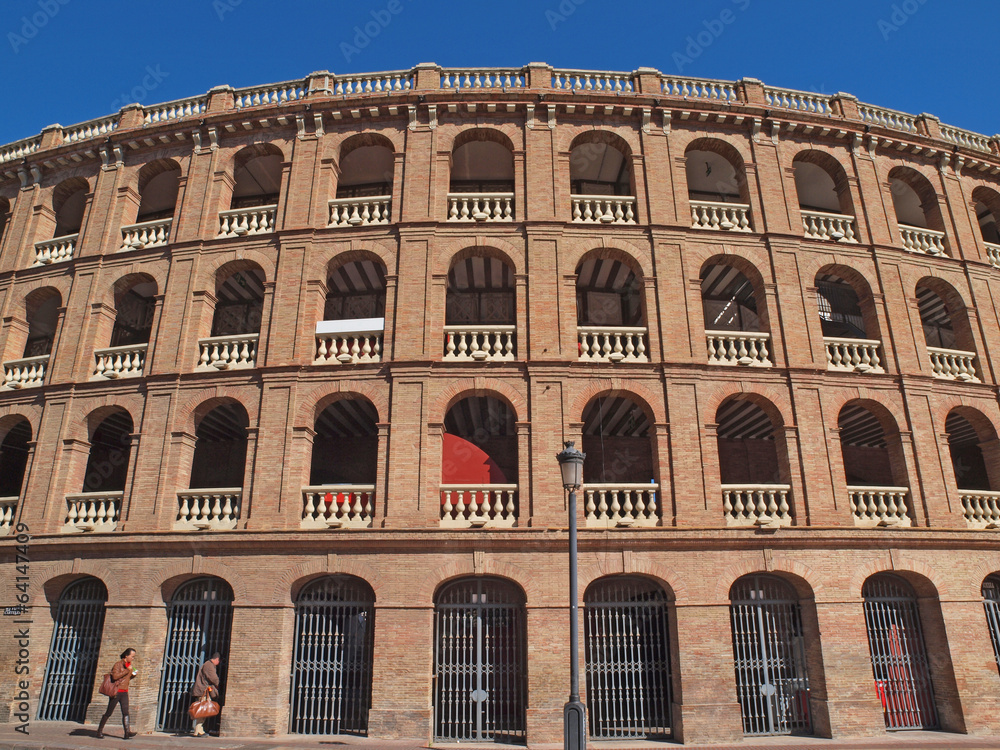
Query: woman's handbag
xmin=188 ymin=693 xmax=220 ymax=720
xmin=98 ymin=673 xmax=116 ymax=697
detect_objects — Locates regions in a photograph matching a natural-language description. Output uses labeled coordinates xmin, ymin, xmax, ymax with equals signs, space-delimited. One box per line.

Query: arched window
xmin=178 ymin=402 xmax=249 ymax=531
xmin=916 ymin=282 xmax=979 ymax=381
xmin=888 ymin=167 xmax=946 ymax=255
xmin=793 ymin=152 xmax=857 ymax=242
xmin=52 ymin=178 xmax=88 ymax=238
xmin=569 ymin=135 xmax=636 ymax=224
xmin=982 ymin=575 xmax=1000 ymax=673
xmin=448 ymin=131 xmax=514 ymax=222
xmin=839 ymin=403 xmax=911 ymax=526
xmin=120 ymin=160 xmax=180 ymax=251
xmin=972 ymin=187 xmax=1000 ymax=248
xmin=946 ymin=411 xmax=991 ymax=491
xmin=686 ymin=140 xmax=751 ymax=231
xmin=64 ymin=410 xmax=133 ymax=533
xmin=815 ymin=270 xmax=884 ymax=374
xmin=0 ymin=418 xmax=31 ymax=507
xmin=701 ymin=262 xmax=771 ymax=366
xmin=330 ymin=138 xmax=394 ymax=226
xmin=316 ymin=258 xmax=386 ymax=365
xmin=444 ymin=254 xmax=515 ymax=361
xmin=199 ymin=265 xmax=265 ymax=371
xmin=112 ymin=277 xmax=157 ymax=348
xmin=576 ymin=253 xmax=648 ymax=363
xmin=217 ymin=145 xmax=281 ymax=237
xmin=23 ymin=288 xmax=61 ymax=358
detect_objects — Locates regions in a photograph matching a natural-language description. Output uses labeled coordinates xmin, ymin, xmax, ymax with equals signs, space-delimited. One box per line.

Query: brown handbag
xmin=98 ymin=673 xmax=116 ymax=697
xmin=188 ymin=693 xmax=220 ymax=720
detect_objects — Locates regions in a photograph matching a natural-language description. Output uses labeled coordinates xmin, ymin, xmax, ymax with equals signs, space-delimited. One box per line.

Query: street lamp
xmin=556 ymin=440 xmax=586 ymax=750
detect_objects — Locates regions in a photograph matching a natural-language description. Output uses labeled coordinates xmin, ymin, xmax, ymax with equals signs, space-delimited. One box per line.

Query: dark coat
xmin=192 ymin=660 xmax=219 ymax=698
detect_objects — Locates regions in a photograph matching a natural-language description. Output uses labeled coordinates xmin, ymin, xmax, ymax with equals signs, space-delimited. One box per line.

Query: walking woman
xmin=97 ymin=648 xmax=138 ymax=739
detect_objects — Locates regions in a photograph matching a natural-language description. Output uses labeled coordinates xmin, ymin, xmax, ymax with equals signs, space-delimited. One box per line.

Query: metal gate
xmin=37 ymin=578 xmax=107 ymax=721
xmin=290 ymin=576 xmax=375 ymax=735
xmin=862 ymin=573 xmax=937 ymax=729
xmin=434 ymin=577 xmax=526 ymax=742
xmin=156 ymin=578 xmax=234 ymax=733
xmin=984 ymin=575 xmax=1000 ymax=669
xmin=584 ymin=576 xmax=672 ymax=738
xmin=729 ymin=575 xmax=811 ymax=736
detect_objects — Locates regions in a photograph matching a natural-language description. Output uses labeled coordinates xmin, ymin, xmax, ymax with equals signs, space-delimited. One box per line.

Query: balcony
xmin=447 ymin=193 xmax=513 ymax=222
xmin=314 ymin=319 xmax=383 ymax=364
xmin=0 ymin=497 xmax=16 ymax=534
xmin=824 ymin=337 xmax=884 ymax=373
xmin=328 ymin=196 xmax=391 ymax=227
xmin=120 ymin=217 xmax=172 ymax=251
xmin=961 ymin=491 xmax=1000 ymax=529
xmin=571 ymin=195 xmax=636 ymax=224
xmin=2 ymin=355 xmax=49 ymax=389
xmin=985 ymin=241 xmax=1000 ymax=269
xmin=301 ymin=485 xmax=374 ymax=529
xmin=93 ymin=344 xmax=147 ymax=380
xmin=578 ymin=327 xmax=648 ymax=363
xmin=584 ymin=484 xmax=659 ymax=528
xmin=62 ymin=492 xmax=122 ymax=533
xmin=848 ymin=486 xmax=912 ymax=527
xmin=690 ymin=200 xmax=751 ymax=232
xmin=926 ymin=346 xmax=979 ymax=382
xmin=440 ymin=484 xmax=517 ymax=528
xmin=33 ymin=234 xmax=77 ymax=265
xmin=898 ymin=224 xmax=946 ymax=256
xmin=175 ymin=489 xmax=241 ymax=531
xmin=801 ymin=209 xmax=857 ymax=243
xmin=197 ymin=334 xmax=258 ymax=370
xmin=706 ymin=331 xmax=772 ymax=367
xmin=444 ymin=325 xmax=515 ymax=362
xmin=722 ymin=484 xmax=792 ymax=527
xmin=217 ymin=204 xmax=277 ymax=238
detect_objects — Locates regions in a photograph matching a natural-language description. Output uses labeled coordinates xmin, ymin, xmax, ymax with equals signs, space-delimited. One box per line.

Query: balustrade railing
xmin=63 ymin=492 xmax=122 ymax=533
xmin=234 ymin=81 xmax=304 ymax=108
xmin=314 ymin=319 xmax=383 ymax=364
xmin=723 ymin=484 xmax=792 ymax=527
xmin=801 ymin=209 xmax=857 ymax=242
xmin=120 ymin=217 xmax=172 ymax=250
xmin=927 ymin=346 xmax=979 ymax=382
xmin=690 ymin=200 xmax=751 ymax=232
xmin=333 ymin=71 xmax=413 ymax=94
xmin=447 ymin=193 xmax=513 ymax=222
xmin=0 ymin=136 xmax=40 ymax=165
xmin=444 ymin=325 xmax=515 ymax=361
xmin=328 ymin=196 xmax=391 ymax=227
xmin=197 ymin=334 xmax=258 ymax=370
xmin=961 ymin=491 xmax=1000 ymax=529
xmin=442 ymin=69 xmax=525 ymax=89
xmin=301 ymin=486 xmax=375 ymax=529
xmin=93 ymin=344 xmax=147 ymax=380
xmin=217 ymin=205 xmax=277 ymax=237
xmin=584 ymin=484 xmax=659 ymax=528
xmin=940 ymin=125 xmax=992 ymax=153
xmin=985 ymin=242 xmax=1000 ymax=269
xmin=3 ymin=355 xmax=49 ymax=389
xmin=849 ymin=486 xmax=912 ymax=527
xmin=578 ymin=327 xmax=648 ymax=363
xmin=440 ymin=484 xmax=518 ymax=528
xmin=824 ymin=337 xmax=884 ymax=373
xmin=898 ymin=223 xmax=946 ymax=255
xmin=660 ymin=76 xmax=738 ymax=102
xmin=63 ymin=116 xmax=117 ymax=144
xmin=706 ymin=331 xmax=772 ymax=366
xmin=858 ymin=104 xmax=918 ymax=134
xmin=0 ymin=497 xmax=17 ymax=534
xmin=571 ymin=195 xmax=636 ymax=224
xmin=33 ymin=234 xmax=77 ymax=265
xmin=763 ymin=86 xmax=833 ymax=114
xmin=552 ymin=70 xmax=634 ymax=92
xmin=143 ymin=97 xmax=207 ymax=125
xmin=175 ymin=489 xmax=241 ymax=530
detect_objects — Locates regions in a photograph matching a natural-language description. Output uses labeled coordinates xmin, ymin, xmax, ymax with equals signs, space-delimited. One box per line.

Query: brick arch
xmin=704 ymin=383 xmax=793 ymax=430
xmin=692 ymin=246 xmax=771 ymax=284
xmin=568 ymin=239 xmax=653 ymax=279
xmin=331 ymin=130 xmax=404 ymax=160
xmin=564 ymin=127 xmax=638 ymax=159
xmin=833 ymin=393 xmax=907 ymax=438
xmin=279 ymin=563 xmax=387 ymax=604
xmin=423 ymin=559 xmax=539 ymax=605
xmin=135 ymin=157 xmax=182 ymax=194
xmin=682 ymin=134 xmax=752 ymax=168
xmin=712 ymin=559 xmax=820 ymax=603
xmin=790 ymin=146 xmax=856 ymax=216
xmin=445 ymin=125 xmax=519 ymax=153
xmin=98 ymin=268 xmax=164 ymax=310
xmin=295 ymin=381 xmax=389 ymax=428
xmin=0 ymin=408 xmax=39 ymax=442
xmin=799 ymin=254 xmax=879 ymax=290
xmin=306 ymin=237 xmax=396 ymax=284
xmin=174 ymin=385 xmax=261 ymax=433
xmin=63 ymin=394 xmax=144 ymax=443
xmin=208 ymin=255 xmax=272 ymax=288
xmin=40 ymin=566 xmax=119 ymax=606
xmin=974 ymin=561 xmax=1000 ymax=598
xmin=52 ymin=176 xmax=90 ymax=213
xmin=435 ymin=236 xmax=524 ymax=276
xmin=11 ymin=280 xmax=70 ymax=320
xmin=933 ymin=394 xmax=1000 ymax=439
xmin=943 ymin=404 xmax=1000 ymax=444
xmin=856 ymin=561 xmax=946 ymax=600
xmin=435 ymin=379 xmax=527 ymax=423
xmin=229 ymin=141 xmax=287 ymax=171
xmin=570 ymin=379 xmax=665 ymax=425
xmin=157 ymin=564 xmax=248 ymax=605
xmin=971 ymin=184 xmax=1000 ymax=224
xmin=578 ymin=558 xmax=687 ymax=604
xmin=886 ymin=164 xmax=946 ymax=232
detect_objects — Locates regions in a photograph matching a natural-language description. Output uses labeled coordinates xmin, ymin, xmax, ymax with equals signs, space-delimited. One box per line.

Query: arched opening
xmin=972 ymin=187 xmax=1000 ymax=249
xmin=889 ymin=168 xmax=946 ymax=255
xmin=815 ymin=270 xmax=883 ymax=373
xmin=701 ymin=262 xmax=771 ymax=366
xmin=82 ymin=410 xmax=133 ymax=494
xmin=793 ymin=153 xmax=857 ymax=242
xmin=23 ymin=288 xmax=61 ymax=357
xmin=433 ymin=577 xmax=526 ymax=742
xmin=0 ymin=418 xmax=31 ymax=504
xmin=52 ymin=178 xmax=88 ymax=238
xmin=316 ymin=258 xmax=386 ymax=365
xmin=730 ymin=574 xmax=811 ymax=736
xmin=445 ymin=254 xmax=516 ymax=361
xmin=916 ymin=281 xmax=978 ymax=381
xmin=839 ymin=402 xmax=911 ymax=526
xmin=0 ymin=197 xmax=10 ymax=245
xmin=211 ymin=267 xmax=265 ymax=338
xmin=982 ymin=575 xmax=1000 ymax=674
xmin=189 ymin=402 xmax=249 ymax=490
xmin=569 ymin=135 xmax=635 ymax=224
xmin=111 ymin=277 xmax=157 ymax=348
xmin=217 ymin=145 xmax=281 ymax=237
xmin=448 ymin=130 xmax=514 ymax=222
xmin=686 ymin=140 xmax=751 ymax=231
xmin=576 ymin=253 xmax=647 ymax=363
xmin=946 ymin=411 xmax=992 ymax=492
xmin=137 ymin=160 xmax=181 ymax=221
xmin=329 ymin=137 xmax=394 ymax=227
xmin=290 ymin=576 xmax=376 ymax=735
xmin=585 ymin=576 xmax=673 ymax=739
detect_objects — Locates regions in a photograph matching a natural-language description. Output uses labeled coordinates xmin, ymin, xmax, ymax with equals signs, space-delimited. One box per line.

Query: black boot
xmin=123 ymin=715 xmax=136 ymax=739
xmin=97 ymin=712 xmax=109 ymax=739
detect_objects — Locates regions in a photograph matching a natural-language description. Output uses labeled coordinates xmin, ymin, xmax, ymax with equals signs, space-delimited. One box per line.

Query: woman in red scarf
xmin=97 ymin=648 xmax=138 ymax=740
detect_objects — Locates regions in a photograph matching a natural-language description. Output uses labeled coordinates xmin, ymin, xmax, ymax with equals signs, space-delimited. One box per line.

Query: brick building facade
xmin=1 ymin=64 xmax=1000 ymax=744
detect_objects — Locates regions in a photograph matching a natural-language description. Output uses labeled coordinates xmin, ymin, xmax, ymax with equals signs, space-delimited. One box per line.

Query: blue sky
xmin=1 ymin=0 xmax=997 ymax=145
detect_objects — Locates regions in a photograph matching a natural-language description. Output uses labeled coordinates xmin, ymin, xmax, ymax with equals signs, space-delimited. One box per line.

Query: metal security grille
xmin=434 ymin=577 xmax=526 ymax=742
xmin=584 ymin=576 xmax=672 ymax=739
xmin=983 ymin=576 xmax=1000 ymax=670
xmin=290 ymin=576 xmax=375 ymax=735
xmin=37 ymin=578 xmax=107 ymax=721
xmin=729 ymin=575 xmax=811 ymax=736
xmin=862 ymin=574 xmax=937 ymax=729
xmin=156 ymin=578 xmax=234 ymax=733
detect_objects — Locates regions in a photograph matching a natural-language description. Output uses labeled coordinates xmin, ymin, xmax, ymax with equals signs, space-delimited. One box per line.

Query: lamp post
xmin=556 ymin=440 xmax=586 ymax=750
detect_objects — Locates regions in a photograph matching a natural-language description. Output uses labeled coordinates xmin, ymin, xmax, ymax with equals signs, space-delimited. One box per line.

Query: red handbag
xmin=98 ymin=673 xmax=116 ymax=697
xmin=188 ymin=693 xmax=220 ymax=720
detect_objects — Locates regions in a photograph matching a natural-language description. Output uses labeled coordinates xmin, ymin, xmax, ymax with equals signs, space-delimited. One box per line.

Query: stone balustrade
xmin=197 ymin=334 xmax=258 ymax=370
xmin=858 ymin=104 xmax=918 ymax=134
xmin=440 ymin=484 xmax=518 ymax=528
xmin=143 ymin=97 xmax=207 ymax=125
xmin=93 ymin=343 xmax=148 ymax=380
xmin=552 ymin=70 xmax=633 ymax=92
xmin=444 ymin=326 xmax=515 ymax=362
xmin=961 ymin=491 xmax=1000 ymax=529
xmin=690 ymin=200 xmax=752 ymax=232
xmin=571 ymin=195 xmax=636 ymax=224
xmin=314 ymin=319 xmax=383 ymax=364
xmin=328 ymin=196 xmax=391 ymax=227
xmin=33 ymin=234 xmax=77 ymax=265
xmin=0 ymin=497 xmax=17 ymax=534
xmin=234 ymin=82 xmax=304 ymax=108
xmin=63 ymin=115 xmax=117 ymax=144
xmin=824 ymin=337 xmax=884 ymax=373
xmin=301 ymin=486 xmax=375 ymax=529
xmin=578 ymin=327 xmax=648 ymax=363
xmin=120 ymin=217 xmax=172 ymax=250
xmin=660 ymin=76 xmax=738 ymax=102
xmin=333 ymin=72 xmax=413 ymax=94
xmin=584 ymin=484 xmax=659 ymax=528
xmin=447 ymin=193 xmax=513 ymax=222
xmin=801 ymin=209 xmax=858 ymax=242
xmin=0 ymin=136 xmax=40 ymax=165
xmin=63 ymin=491 xmax=122 ymax=533
xmin=940 ymin=125 xmax=992 ymax=153
xmin=848 ymin=486 xmax=912 ymax=527
xmin=985 ymin=242 xmax=1000 ymax=269
xmin=217 ymin=205 xmax=277 ymax=237
xmin=442 ymin=69 xmax=525 ymax=89
xmin=723 ymin=484 xmax=792 ymax=527
xmin=706 ymin=331 xmax=772 ymax=367
xmin=927 ymin=346 xmax=979 ymax=382
xmin=764 ymin=86 xmax=832 ymax=114
xmin=3 ymin=355 xmax=49 ymax=389
xmin=175 ymin=489 xmax=241 ymax=531
xmin=898 ymin=224 xmax=947 ymax=255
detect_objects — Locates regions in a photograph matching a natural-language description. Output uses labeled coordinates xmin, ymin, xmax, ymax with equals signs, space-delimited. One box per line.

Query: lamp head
xmin=556 ymin=440 xmax=586 ymax=491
